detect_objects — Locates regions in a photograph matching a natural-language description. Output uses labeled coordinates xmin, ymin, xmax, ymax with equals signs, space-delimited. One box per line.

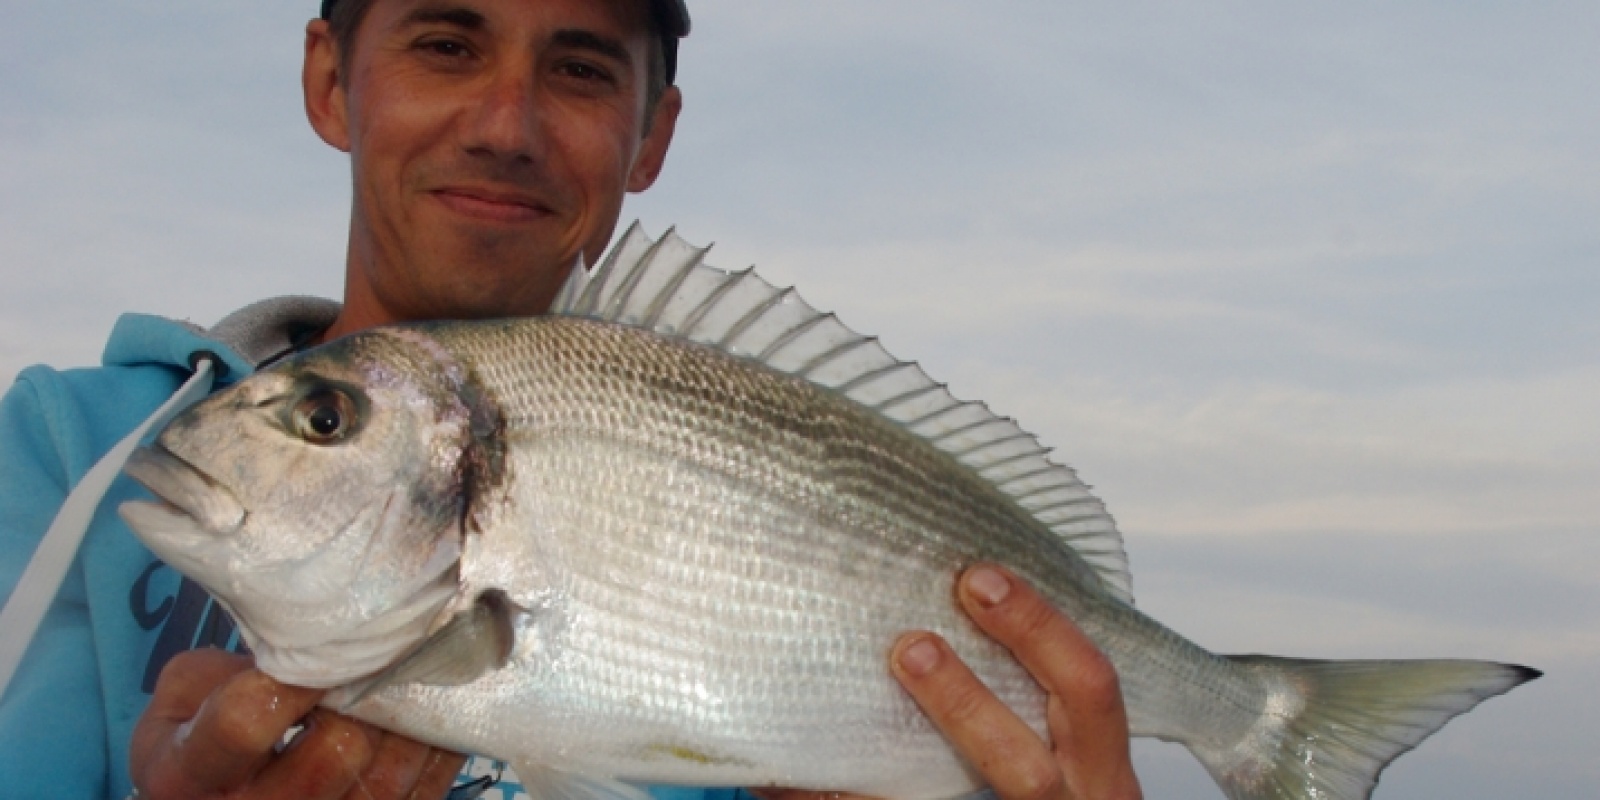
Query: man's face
xmin=306 ymin=0 xmax=679 ymax=329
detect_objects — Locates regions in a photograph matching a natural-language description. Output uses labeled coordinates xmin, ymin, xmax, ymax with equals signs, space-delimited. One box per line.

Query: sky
xmin=3 ymin=2 xmax=1597 ymax=797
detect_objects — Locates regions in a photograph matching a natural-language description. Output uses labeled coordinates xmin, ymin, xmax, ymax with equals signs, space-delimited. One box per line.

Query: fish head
xmin=120 ymin=328 xmax=502 ymax=687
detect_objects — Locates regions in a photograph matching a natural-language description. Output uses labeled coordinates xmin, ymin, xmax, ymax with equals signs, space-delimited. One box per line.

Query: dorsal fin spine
xmin=678 ymin=267 xmax=752 ymax=339
xmin=903 ymin=401 xmax=967 ymax=431
xmin=998 ymin=467 xmax=1065 ymax=493
xmin=930 ymin=416 xmax=1009 ymax=446
xmin=757 ymin=310 xmax=833 ymax=362
xmin=835 ymin=360 xmax=919 ymax=396
xmin=719 ymin=285 xmax=795 ymax=350
xmin=975 ymin=448 xmax=1054 ymax=474
xmin=952 ymin=432 xmax=1036 ymax=459
xmin=572 ymin=222 xmax=643 ymax=316
xmin=1054 ymin=514 xmax=1115 ymax=528
xmin=642 ymin=242 xmax=713 ymax=330
xmin=796 ymin=335 xmax=876 ymax=380
xmin=1028 ymin=497 xmax=1103 ymax=514
xmin=602 ymin=227 xmax=674 ymax=321
xmin=872 ymin=381 xmax=947 ymax=413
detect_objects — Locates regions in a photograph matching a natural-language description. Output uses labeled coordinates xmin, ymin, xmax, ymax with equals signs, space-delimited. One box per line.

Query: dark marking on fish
xmin=455 ymin=366 xmax=508 ymax=537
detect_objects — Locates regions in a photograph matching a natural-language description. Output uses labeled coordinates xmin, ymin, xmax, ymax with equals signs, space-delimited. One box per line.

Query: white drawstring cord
xmin=0 ymin=356 xmax=217 ymax=698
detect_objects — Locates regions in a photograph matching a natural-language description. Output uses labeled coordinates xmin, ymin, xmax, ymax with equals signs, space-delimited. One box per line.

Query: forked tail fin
xmin=1192 ymin=656 xmax=1539 ymax=800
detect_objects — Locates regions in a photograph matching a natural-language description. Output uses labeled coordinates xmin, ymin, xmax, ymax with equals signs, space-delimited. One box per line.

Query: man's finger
xmin=411 ymin=745 xmax=471 ymax=800
xmin=131 ymin=650 xmax=324 ymax=797
xmin=344 ymin=731 xmax=430 ymax=799
xmin=163 ymin=667 xmax=325 ymax=794
xmin=130 ymin=649 xmax=252 ymax=797
xmin=890 ymin=632 xmax=1069 ymax=800
xmin=955 ymin=565 xmax=1139 ymax=799
xmin=343 ymin=730 xmax=466 ymax=800
xmin=138 ymin=648 xmax=255 ymax=726
xmin=251 ymin=707 xmax=375 ymax=800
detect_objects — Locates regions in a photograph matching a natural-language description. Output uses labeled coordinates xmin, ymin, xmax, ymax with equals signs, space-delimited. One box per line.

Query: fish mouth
xmin=124 ymin=445 xmax=246 ymax=535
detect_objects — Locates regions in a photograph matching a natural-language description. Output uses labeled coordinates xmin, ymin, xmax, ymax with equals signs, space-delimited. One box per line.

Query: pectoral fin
xmin=340 ymin=590 xmax=515 ymax=708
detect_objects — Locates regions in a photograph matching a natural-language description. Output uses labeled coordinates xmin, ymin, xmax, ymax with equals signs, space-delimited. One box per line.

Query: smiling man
xmin=315 ymin=0 xmax=681 ymax=339
xmin=0 ymin=2 xmax=1139 ymax=799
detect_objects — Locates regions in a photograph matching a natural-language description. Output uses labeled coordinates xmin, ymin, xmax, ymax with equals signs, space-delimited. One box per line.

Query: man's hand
xmin=129 ymin=648 xmax=465 ymax=800
xmin=757 ymin=565 xmax=1142 ymax=800
xmin=891 ymin=564 xmax=1142 ymax=800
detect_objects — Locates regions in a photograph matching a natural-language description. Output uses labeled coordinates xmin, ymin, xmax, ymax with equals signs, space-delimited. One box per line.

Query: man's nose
xmin=460 ymin=67 xmax=545 ymax=164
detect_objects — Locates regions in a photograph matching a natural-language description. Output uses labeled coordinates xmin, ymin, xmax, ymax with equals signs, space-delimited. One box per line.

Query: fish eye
xmin=293 ymin=389 xmax=357 ymax=445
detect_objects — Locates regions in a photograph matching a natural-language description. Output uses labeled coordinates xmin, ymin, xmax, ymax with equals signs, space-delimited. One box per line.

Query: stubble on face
xmin=323 ymin=0 xmax=668 ymax=337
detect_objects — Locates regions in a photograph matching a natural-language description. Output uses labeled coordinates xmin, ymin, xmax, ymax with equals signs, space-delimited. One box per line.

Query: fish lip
xmin=124 ymin=444 xmax=247 ymax=534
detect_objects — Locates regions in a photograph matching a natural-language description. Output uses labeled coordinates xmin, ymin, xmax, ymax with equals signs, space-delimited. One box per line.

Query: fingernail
xmin=965 ymin=566 xmax=1011 ymax=607
xmin=898 ymin=637 xmax=942 ymax=677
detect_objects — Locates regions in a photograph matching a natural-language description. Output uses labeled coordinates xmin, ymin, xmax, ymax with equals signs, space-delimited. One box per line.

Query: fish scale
xmin=120 ymin=224 xmax=1540 ymax=800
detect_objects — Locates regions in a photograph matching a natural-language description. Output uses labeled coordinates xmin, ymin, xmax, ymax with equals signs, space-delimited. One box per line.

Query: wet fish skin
xmin=120 ymin=226 xmax=1538 ymax=800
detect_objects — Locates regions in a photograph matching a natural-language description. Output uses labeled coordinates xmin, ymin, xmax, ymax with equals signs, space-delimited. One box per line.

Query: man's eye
xmin=417 ymin=38 xmax=469 ymax=58
xmin=557 ymin=61 xmax=612 ymax=83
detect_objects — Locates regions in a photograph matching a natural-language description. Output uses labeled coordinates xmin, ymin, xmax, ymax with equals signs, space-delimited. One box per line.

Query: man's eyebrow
xmin=551 ymin=29 xmax=633 ymax=68
xmin=399 ymin=4 xmax=487 ymax=31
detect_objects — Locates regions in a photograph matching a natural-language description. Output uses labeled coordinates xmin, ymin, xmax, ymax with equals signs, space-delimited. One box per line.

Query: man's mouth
xmin=430 ymin=185 xmax=553 ymax=224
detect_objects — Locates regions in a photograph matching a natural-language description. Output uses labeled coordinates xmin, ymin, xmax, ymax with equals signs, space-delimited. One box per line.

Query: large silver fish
xmin=121 ymin=224 xmax=1536 ymax=800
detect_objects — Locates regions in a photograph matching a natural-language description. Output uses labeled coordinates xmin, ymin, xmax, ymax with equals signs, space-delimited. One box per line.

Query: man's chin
xmin=421 ymin=265 xmax=576 ymax=319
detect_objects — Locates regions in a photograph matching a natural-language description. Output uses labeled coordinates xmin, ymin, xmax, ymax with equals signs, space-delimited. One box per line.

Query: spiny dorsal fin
xmin=555 ymin=222 xmax=1133 ymax=604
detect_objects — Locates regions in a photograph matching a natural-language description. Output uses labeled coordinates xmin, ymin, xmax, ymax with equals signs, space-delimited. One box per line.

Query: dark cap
xmin=318 ymin=1 xmax=690 ymax=83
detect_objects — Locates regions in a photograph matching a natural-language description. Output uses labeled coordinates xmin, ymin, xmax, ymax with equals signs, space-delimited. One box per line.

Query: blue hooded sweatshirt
xmin=0 ymin=299 xmax=744 ymax=800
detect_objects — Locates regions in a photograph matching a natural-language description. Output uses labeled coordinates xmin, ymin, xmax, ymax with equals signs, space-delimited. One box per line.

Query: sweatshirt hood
xmin=101 ymin=296 xmax=342 ymax=382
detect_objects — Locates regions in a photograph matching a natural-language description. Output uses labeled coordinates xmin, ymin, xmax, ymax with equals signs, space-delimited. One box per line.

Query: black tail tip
xmin=1510 ymin=664 xmax=1544 ymax=683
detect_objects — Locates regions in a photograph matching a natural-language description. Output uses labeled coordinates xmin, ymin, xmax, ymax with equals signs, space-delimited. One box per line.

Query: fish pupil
xmin=309 ymin=404 xmax=342 ymax=436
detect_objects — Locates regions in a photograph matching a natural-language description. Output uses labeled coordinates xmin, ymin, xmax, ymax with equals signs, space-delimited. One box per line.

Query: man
xmin=0 ymin=2 xmax=1142 ymax=798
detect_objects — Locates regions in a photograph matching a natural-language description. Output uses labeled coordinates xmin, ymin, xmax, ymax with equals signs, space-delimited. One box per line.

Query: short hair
xmin=323 ymin=1 xmax=670 ymax=128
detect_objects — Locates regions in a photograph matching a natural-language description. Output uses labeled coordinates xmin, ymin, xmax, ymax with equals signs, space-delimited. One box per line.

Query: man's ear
xmin=303 ymin=19 xmax=351 ymax=152
xmin=627 ymin=86 xmax=683 ymax=193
